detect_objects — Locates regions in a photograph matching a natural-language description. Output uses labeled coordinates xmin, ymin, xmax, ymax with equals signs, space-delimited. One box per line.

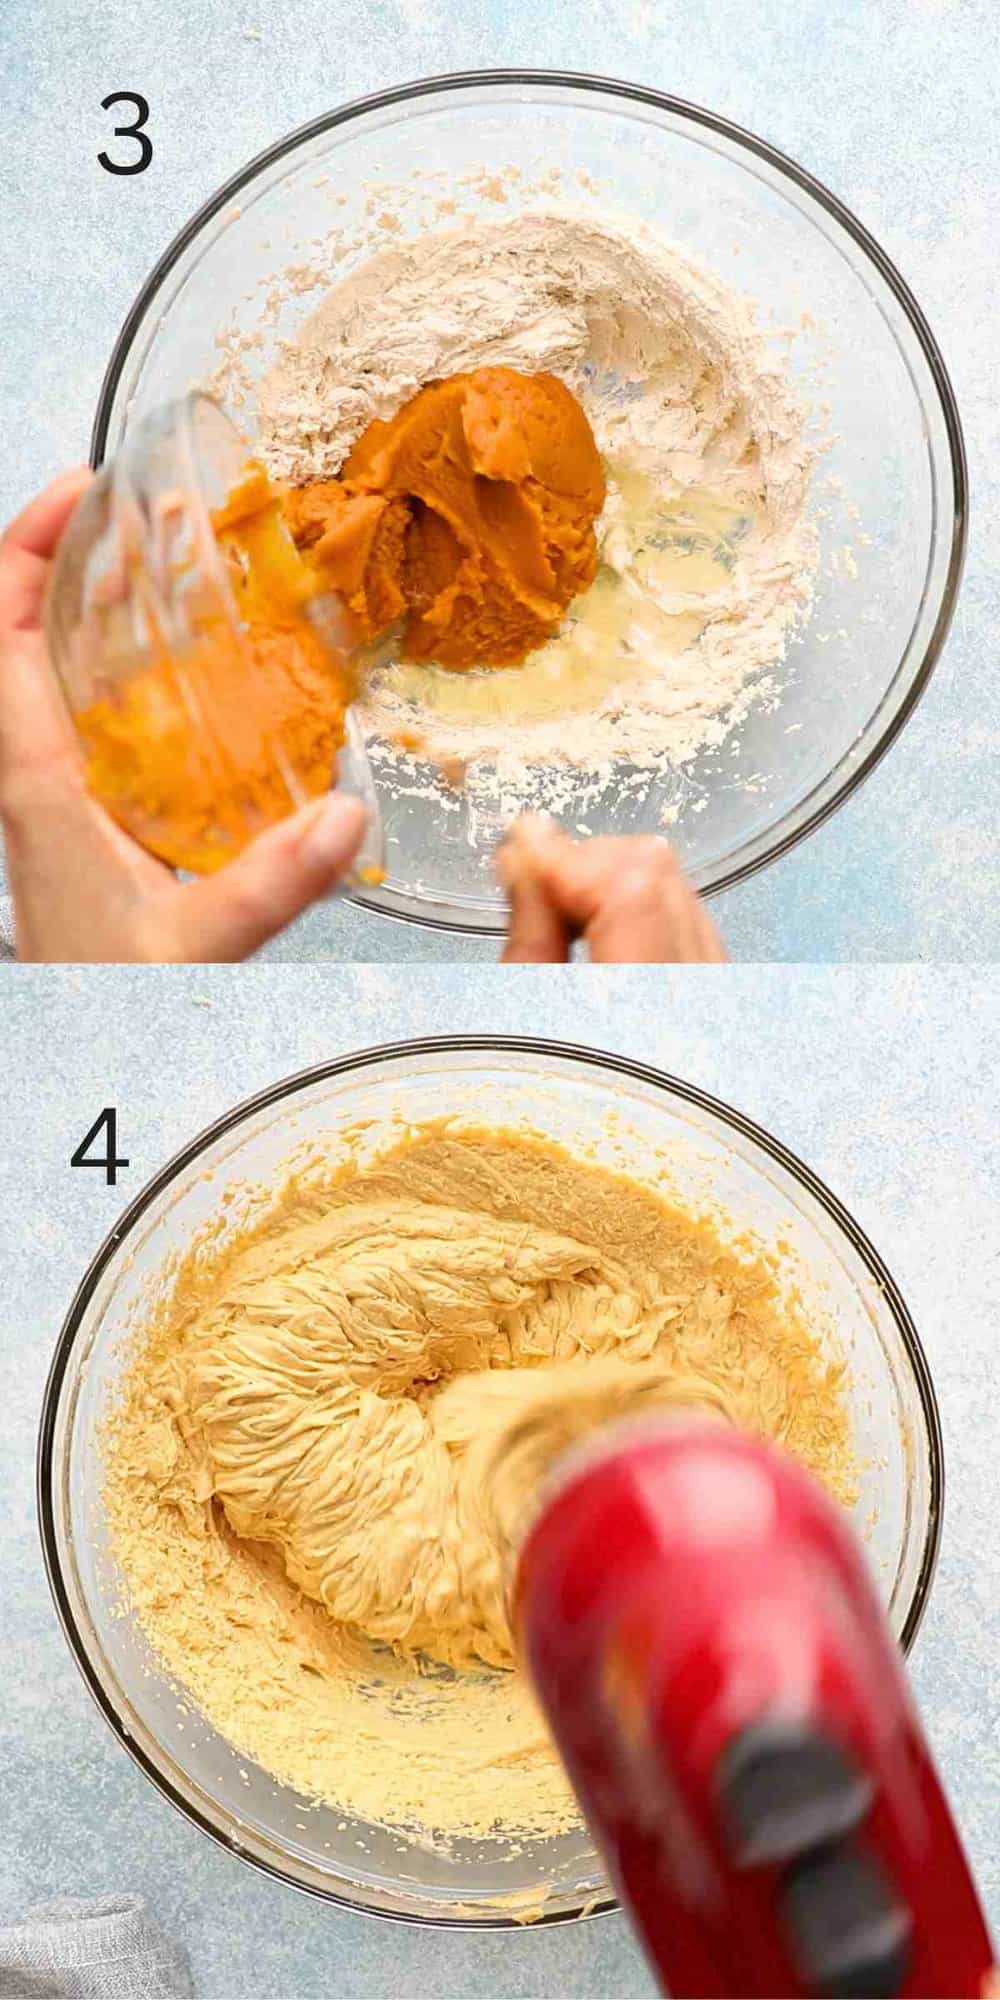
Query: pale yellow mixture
xmin=104 ymin=1126 xmax=856 ymax=1841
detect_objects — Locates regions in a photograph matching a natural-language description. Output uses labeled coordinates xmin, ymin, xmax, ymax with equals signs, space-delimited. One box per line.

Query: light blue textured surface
xmin=1 ymin=0 xmax=997 ymax=961
xmin=2 ymin=967 xmax=1000 ymax=1995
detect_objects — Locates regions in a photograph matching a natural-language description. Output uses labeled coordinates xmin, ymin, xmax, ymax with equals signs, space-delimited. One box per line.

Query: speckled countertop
xmin=3 ymin=965 xmax=998 ymax=1995
xmin=1 ymin=0 xmax=998 ymax=961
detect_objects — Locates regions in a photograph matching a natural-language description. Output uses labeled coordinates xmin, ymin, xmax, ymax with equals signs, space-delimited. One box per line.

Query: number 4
xmin=71 ymin=1109 xmax=130 ymax=1186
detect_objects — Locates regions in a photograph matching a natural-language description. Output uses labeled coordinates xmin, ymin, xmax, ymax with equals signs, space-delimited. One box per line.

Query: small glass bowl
xmin=46 ymin=391 xmax=383 ymax=880
xmin=38 ymin=1036 xmax=942 ymax=1929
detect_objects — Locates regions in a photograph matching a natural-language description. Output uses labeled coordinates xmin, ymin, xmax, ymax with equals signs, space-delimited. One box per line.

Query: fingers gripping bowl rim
xmin=89 ymin=69 xmax=967 ymax=936
xmin=38 ymin=1035 xmax=943 ymax=1929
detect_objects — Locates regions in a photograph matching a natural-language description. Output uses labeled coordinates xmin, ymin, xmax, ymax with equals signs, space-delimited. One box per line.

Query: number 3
xmin=99 ymin=92 xmax=153 ymax=176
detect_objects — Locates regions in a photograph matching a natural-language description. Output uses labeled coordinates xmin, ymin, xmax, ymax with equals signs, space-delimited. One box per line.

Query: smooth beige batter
xmin=104 ymin=1126 xmax=856 ymax=1841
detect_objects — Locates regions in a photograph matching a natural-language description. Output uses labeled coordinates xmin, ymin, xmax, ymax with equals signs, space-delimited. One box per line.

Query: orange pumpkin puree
xmin=74 ymin=370 xmax=600 ymax=874
xmin=75 ymin=466 xmax=352 ymax=876
xmin=282 ymin=367 xmax=605 ymax=670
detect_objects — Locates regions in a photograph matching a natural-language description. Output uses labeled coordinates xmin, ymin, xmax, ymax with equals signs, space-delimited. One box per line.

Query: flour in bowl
xmin=258 ymin=209 xmax=818 ymax=821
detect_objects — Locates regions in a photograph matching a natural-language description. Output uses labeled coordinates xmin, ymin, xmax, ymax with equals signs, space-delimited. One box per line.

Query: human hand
xmin=0 ymin=472 xmax=368 ymax=962
xmin=495 ymin=814 xmax=727 ymax=963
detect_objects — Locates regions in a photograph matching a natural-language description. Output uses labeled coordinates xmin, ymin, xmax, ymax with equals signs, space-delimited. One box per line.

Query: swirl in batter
xmin=105 ymin=1126 xmax=855 ymax=1839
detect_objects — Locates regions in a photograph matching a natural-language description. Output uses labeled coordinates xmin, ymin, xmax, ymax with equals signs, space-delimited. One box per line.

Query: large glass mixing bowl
xmin=39 ymin=1037 xmax=942 ymax=1927
xmin=92 ymin=71 xmax=966 ymax=936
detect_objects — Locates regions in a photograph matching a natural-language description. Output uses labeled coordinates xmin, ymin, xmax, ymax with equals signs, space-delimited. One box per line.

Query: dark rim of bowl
xmin=37 ymin=1034 xmax=944 ymax=1930
xmin=88 ymin=68 xmax=969 ymax=927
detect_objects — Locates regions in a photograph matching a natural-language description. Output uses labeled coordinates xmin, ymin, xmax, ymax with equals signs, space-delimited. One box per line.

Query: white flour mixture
xmin=258 ymin=210 xmax=817 ymax=821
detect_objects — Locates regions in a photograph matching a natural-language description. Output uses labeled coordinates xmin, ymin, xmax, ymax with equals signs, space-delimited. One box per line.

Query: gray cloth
xmin=0 ymin=1898 xmax=193 ymax=1999
xmin=0 ymin=894 xmax=14 ymax=959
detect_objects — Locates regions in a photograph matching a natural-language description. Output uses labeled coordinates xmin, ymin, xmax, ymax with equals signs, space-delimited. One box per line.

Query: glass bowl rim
xmin=37 ymin=1031 xmax=945 ymax=1929
xmin=88 ymin=67 xmax=969 ymax=926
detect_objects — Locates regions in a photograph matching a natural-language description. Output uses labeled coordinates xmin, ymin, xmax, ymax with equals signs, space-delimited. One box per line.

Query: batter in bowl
xmin=104 ymin=1125 xmax=854 ymax=1841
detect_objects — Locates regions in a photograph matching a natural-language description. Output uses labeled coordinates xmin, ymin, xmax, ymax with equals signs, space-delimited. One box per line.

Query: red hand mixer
xmin=514 ymin=1422 xmax=995 ymax=1999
